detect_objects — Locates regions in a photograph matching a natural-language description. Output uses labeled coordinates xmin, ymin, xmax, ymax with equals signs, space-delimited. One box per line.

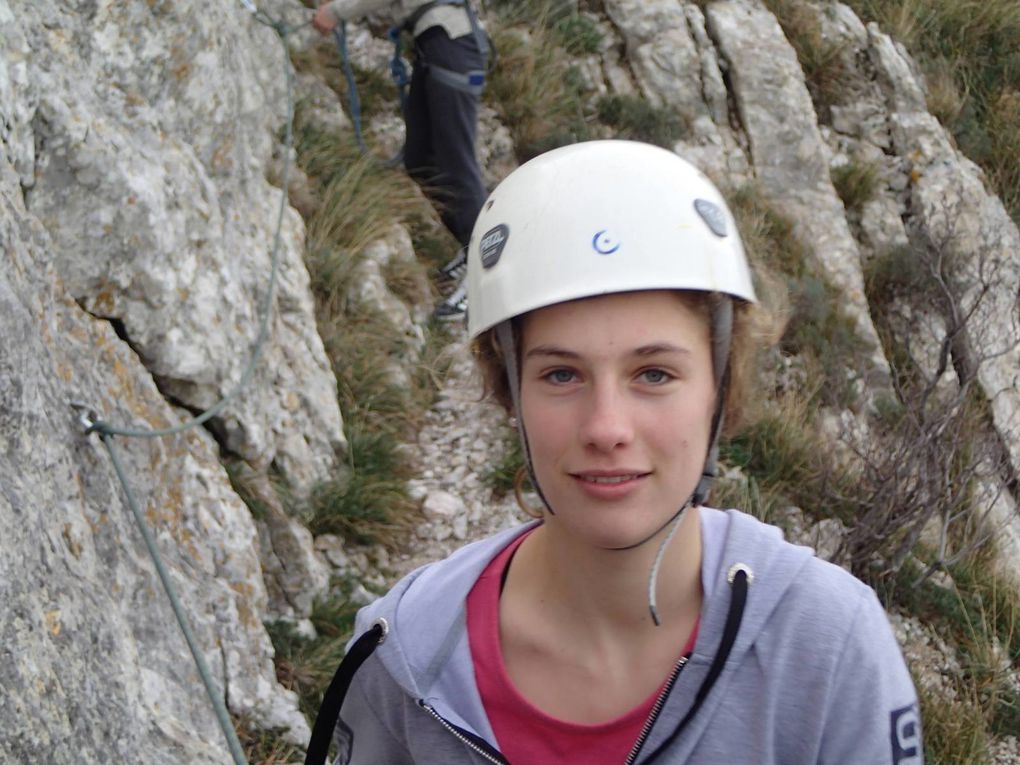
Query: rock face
xmin=1 ymin=0 xmax=332 ymax=760
xmin=3 ymin=0 xmax=1020 ymax=761
xmin=5 ymin=0 xmax=343 ymax=495
xmin=599 ymin=0 xmax=1020 ymax=573
xmin=0 ymin=166 xmax=308 ymax=760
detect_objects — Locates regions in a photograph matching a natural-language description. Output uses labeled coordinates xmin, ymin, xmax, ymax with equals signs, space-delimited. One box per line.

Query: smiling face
xmin=519 ymin=290 xmax=717 ymax=550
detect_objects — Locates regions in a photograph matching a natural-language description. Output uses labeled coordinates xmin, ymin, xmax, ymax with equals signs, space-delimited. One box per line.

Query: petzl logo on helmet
xmin=694 ymin=199 xmax=728 ymax=238
xmin=480 ymin=224 xmax=509 ymax=269
xmin=592 ymin=230 xmax=621 ymax=255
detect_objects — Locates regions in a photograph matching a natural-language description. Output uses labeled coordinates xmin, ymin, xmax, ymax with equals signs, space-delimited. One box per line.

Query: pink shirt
xmin=466 ymin=531 xmax=698 ymax=764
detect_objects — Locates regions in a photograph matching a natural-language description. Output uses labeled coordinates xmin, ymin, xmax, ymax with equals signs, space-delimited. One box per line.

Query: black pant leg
xmin=405 ymin=27 xmax=487 ymax=248
xmin=403 ymin=43 xmax=434 ymax=189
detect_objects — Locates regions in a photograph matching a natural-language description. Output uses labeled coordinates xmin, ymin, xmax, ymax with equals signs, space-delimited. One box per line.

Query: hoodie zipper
xmin=623 ymin=656 xmax=689 ymax=765
xmin=421 ymin=701 xmax=509 ymax=764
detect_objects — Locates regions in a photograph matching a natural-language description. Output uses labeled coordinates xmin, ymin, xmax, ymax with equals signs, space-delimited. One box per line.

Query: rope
xmin=334 ymin=21 xmax=407 ymax=167
xmin=99 ymin=432 xmax=249 ymax=765
xmin=75 ymin=3 xmax=312 ymax=761
xmin=334 ymin=23 xmax=370 ymax=155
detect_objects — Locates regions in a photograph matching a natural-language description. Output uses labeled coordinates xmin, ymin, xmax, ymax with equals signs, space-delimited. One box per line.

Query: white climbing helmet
xmin=466 ymin=140 xmax=756 ymax=339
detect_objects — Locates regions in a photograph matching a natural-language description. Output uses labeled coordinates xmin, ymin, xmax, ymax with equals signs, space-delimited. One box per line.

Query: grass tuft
xmin=485 ymin=4 xmax=592 ymax=161
xmin=308 ymin=425 xmax=415 ymax=545
xmin=267 ymin=590 xmax=363 ymax=721
xmin=596 ymin=94 xmax=688 ymax=148
xmin=292 ymin=115 xmax=454 ymax=548
xmin=728 ymin=185 xmax=871 ymax=407
xmin=553 ymin=13 xmax=604 ymax=55
xmin=234 ymin=715 xmax=304 ymax=765
xmin=719 ymin=391 xmax=839 ymax=518
xmin=916 ymin=678 xmax=990 ymax=765
xmin=763 ymin=0 xmax=848 ymax=119
xmin=483 ymin=430 xmax=524 ymax=497
xmin=885 ymin=549 xmax=1020 ymax=763
xmin=831 ymin=160 xmax=881 ymax=214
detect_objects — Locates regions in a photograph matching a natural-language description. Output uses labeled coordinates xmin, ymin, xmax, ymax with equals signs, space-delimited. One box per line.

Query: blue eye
xmin=640 ymin=369 xmax=672 ymax=384
xmin=546 ymin=369 xmax=576 ymax=384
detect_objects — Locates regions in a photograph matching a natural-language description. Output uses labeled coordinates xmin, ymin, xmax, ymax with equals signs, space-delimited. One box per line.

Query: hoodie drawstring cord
xmin=305 ymin=619 xmax=388 ymax=765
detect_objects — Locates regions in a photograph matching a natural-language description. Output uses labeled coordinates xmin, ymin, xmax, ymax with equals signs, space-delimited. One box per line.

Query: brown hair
xmin=471 ymin=290 xmax=781 ymax=439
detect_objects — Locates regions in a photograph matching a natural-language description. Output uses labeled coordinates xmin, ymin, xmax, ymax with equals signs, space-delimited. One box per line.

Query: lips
xmin=569 ymin=470 xmax=649 ymax=499
xmin=571 ymin=470 xmax=650 ymax=483
xmin=577 ymin=473 xmax=645 ymax=484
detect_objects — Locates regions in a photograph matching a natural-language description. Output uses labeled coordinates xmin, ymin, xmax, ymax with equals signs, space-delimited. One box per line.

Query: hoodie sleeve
xmin=324 ymin=0 xmax=393 ymax=23
xmin=818 ymin=588 xmax=923 ymax=765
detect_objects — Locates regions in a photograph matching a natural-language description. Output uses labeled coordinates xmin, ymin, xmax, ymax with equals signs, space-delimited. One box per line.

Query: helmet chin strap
xmin=496 ymin=298 xmax=733 ymax=626
xmin=496 ymin=321 xmax=554 ymax=514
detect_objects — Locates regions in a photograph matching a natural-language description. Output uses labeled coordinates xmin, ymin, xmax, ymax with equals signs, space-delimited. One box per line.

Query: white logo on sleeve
xmin=890 ymin=703 xmax=922 ymax=764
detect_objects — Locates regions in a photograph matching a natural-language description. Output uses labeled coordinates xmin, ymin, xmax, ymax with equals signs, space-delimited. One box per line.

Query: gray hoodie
xmin=326 ymin=508 xmax=922 ymax=764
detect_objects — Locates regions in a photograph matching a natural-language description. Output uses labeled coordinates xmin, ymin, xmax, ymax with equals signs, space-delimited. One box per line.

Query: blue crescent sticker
xmin=592 ymin=230 xmax=620 ymax=255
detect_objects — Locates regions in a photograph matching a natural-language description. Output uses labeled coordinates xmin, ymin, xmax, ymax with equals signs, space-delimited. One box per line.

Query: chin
xmin=547 ymin=510 xmax=675 ymax=551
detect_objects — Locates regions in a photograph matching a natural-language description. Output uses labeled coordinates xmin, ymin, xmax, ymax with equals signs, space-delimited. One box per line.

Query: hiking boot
xmin=433 ymin=279 xmax=467 ymax=321
xmin=437 ymin=246 xmax=468 ymax=283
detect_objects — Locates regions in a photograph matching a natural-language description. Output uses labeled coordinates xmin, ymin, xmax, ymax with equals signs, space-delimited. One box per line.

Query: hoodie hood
xmin=349 ymin=509 xmax=815 ymax=753
xmin=351 ymin=522 xmax=540 ymax=741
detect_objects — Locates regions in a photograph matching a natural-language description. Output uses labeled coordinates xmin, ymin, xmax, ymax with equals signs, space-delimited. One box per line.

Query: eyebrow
xmin=524 ymin=343 xmax=692 ymax=360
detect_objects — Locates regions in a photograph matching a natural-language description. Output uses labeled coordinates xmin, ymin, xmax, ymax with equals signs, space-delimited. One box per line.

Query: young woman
xmin=306 ymin=141 xmax=922 ymax=765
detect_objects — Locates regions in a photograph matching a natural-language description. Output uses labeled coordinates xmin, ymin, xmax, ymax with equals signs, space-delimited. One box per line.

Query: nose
xmin=578 ymin=381 xmax=634 ymax=452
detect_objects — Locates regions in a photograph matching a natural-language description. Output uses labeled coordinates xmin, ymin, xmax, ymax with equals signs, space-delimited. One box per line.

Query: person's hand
xmin=312 ymin=4 xmax=339 ymax=34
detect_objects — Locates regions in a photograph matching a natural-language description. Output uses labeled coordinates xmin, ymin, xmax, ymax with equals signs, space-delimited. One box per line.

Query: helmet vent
xmin=694 ymin=199 xmax=728 ymax=238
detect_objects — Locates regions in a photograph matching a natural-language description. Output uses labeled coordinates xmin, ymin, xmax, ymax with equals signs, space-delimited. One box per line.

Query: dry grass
xmin=917 ymin=678 xmax=990 ymax=765
xmin=235 ymin=715 xmax=304 ymax=765
xmin=831 ymin=160 xmax=881 ymax=214
xmin=890 ymin=548 xmax=1020 ymax=764
xmin=844 ymin=0 xmax=1020 ymax=225
xmin=727 ymin=185 xmax=869 ymax=408
xmin=763 ymin=0 xmax=848 ymax=119
xmin=485 ymin=4 xmax=591 ymax=161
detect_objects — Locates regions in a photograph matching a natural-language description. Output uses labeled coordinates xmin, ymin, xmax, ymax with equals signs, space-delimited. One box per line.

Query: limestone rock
xmin=8 ymin=0 xmax=344 ymax=498
xmin=422 ymin=490 xmax=466 ymax=521
xmin=0 ymin=162 xmax=307 ymax=761
xmin=708 ymin=0 xmax=889 ymax=387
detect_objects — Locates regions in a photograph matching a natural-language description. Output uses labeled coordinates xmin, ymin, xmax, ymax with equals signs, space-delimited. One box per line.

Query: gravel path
xmin=390 ymin=327 xmax=525 ymax=579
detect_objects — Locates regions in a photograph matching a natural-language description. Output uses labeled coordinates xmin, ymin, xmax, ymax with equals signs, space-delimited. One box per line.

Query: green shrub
xmin=831 ymin=160 xmax=881 ymax=214
xmin=484 ymin=430 xmax=524 ymax=496
xmin=596 ymin=94 xmax=688 ymax=148
xmin=267 ymin=591 xmax=363 ymax=720
xmin=553 ymin=13 xmax=604 ymax=54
